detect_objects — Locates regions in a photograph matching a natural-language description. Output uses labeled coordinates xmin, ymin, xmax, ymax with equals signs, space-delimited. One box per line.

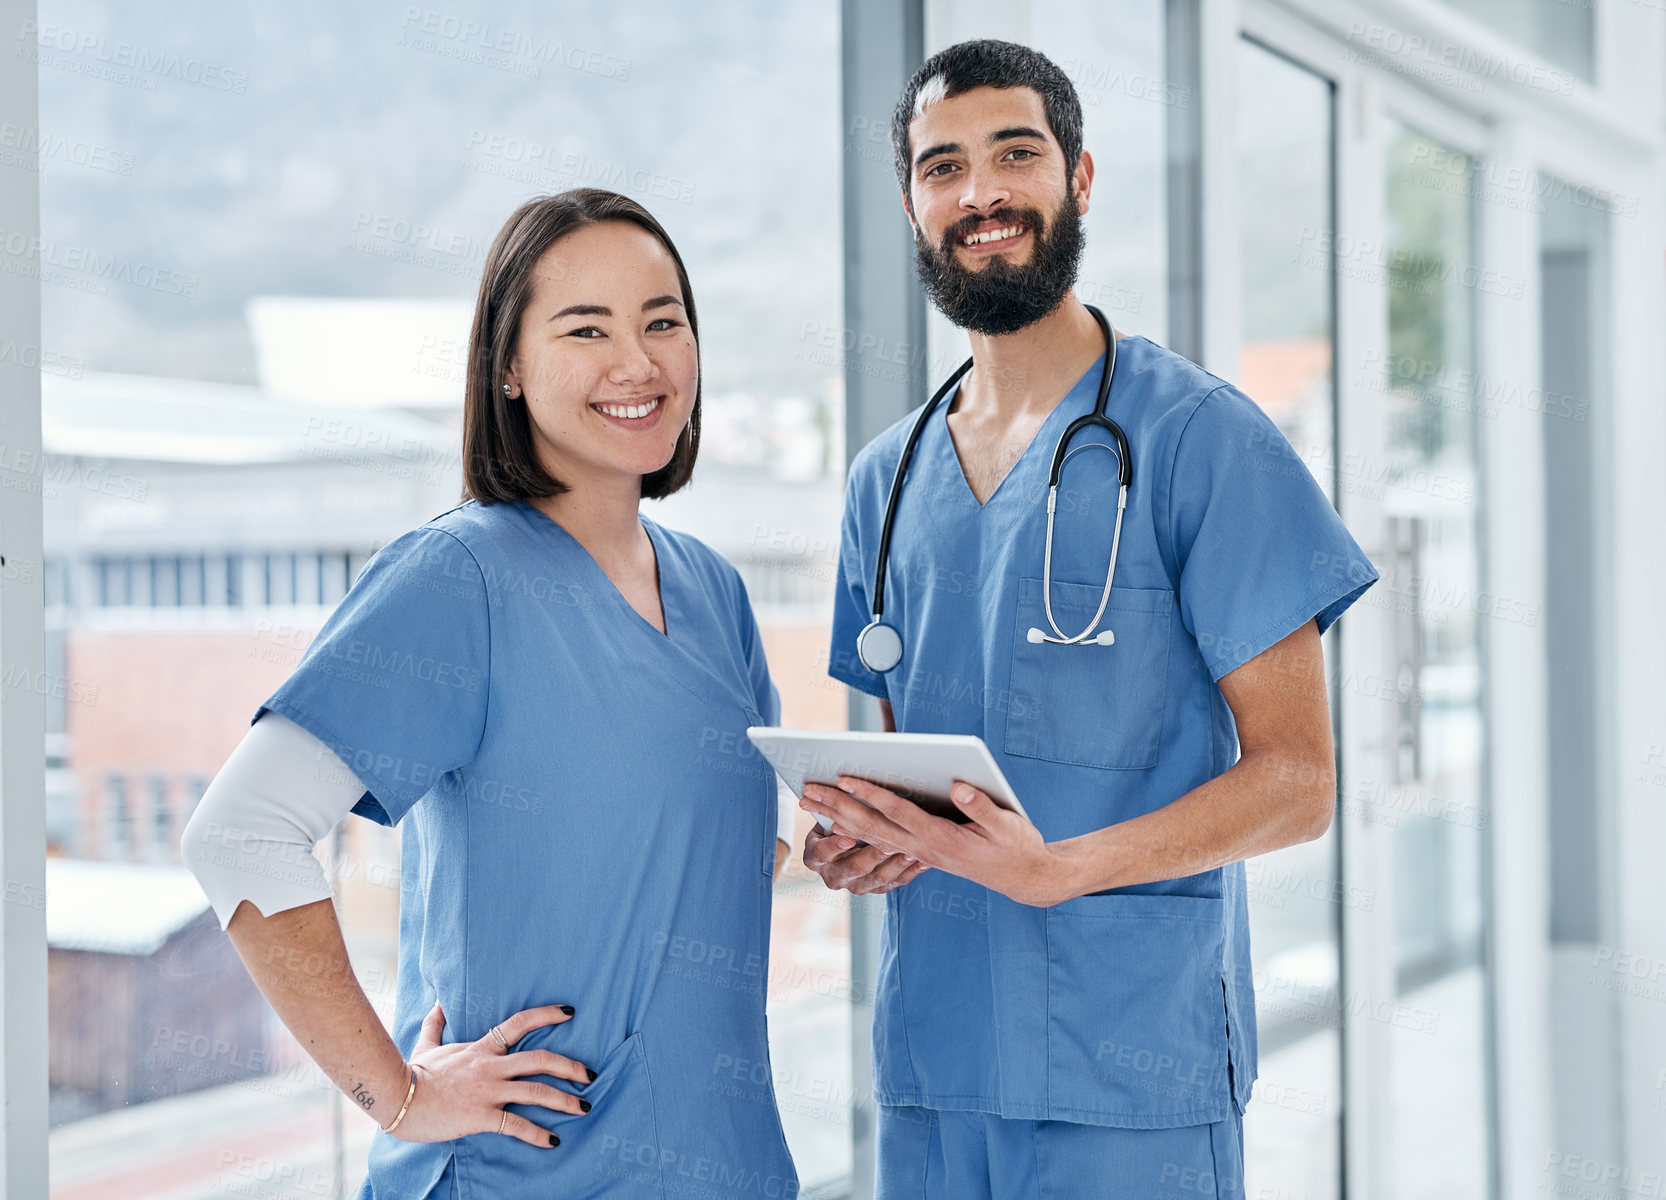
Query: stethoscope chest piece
xmin=856 ymin=620 xmax=904 ymax=674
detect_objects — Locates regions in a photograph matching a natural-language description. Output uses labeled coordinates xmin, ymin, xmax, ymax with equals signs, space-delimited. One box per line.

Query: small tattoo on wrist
xmin=349 ymin=1082 xmax=375 ymax=1111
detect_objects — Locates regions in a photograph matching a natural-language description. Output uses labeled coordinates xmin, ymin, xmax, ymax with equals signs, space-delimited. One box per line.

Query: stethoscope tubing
xmin=859 ymin=304 xmax=1131 ymax=673
xmin=1036 ymin=456 xmax=1128 ymax=646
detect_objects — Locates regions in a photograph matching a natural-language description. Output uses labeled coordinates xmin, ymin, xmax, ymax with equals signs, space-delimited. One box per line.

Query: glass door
xmin=1234 ymin=38 xmax=1497 ymax=1200
xmin=1233 ymin=36 xmax=1342 ymax=1200
xmin=1375 ymin=115 xmax=1493 ymax=1200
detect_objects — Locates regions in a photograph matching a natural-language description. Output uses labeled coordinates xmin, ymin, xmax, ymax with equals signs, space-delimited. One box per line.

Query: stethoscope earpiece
xmin=857 ymin=305 xmax=1130 ymax=675
xmin=1026 ymin=626 xmax=1115 ymax=647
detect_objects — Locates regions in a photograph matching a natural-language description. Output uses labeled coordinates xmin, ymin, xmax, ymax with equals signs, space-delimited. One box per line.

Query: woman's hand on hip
xmin=389 ymin=1002 xmax=594 ymax=1147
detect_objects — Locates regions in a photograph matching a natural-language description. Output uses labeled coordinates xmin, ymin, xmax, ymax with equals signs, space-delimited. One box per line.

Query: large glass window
xmin=36 ymin=2 xmax=845 ymax=1194
xmin=1234 ymin=38 xmax=1342 ymax=1200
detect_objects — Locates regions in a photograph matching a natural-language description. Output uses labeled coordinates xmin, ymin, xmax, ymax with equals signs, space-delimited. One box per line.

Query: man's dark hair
xmin=891 ymin=39 xmax=1084 ymax=211
xmin=462 ymin=188 xmax=701 ymax=505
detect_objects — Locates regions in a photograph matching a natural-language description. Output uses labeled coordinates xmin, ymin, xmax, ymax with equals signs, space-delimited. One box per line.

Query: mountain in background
xmin=33 ymin=0 xmax=842 ymax=398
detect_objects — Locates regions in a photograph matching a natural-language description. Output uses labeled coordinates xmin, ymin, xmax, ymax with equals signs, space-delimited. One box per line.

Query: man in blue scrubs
xmin=800 ymin=40 xmax=1379 ymax=1199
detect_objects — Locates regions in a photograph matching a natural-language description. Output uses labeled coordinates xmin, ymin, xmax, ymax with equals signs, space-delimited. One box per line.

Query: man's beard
xmin=913 ymin=196 xmax=1085 ymax=336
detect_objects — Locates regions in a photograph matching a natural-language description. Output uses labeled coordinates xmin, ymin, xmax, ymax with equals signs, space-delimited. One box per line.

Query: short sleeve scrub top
xmin=257 ymin=499 xmax=797 ymax=1200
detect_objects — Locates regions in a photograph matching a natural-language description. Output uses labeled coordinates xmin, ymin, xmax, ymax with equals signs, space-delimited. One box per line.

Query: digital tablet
xmin=746 ymin=727 xmax=1031 ymax=829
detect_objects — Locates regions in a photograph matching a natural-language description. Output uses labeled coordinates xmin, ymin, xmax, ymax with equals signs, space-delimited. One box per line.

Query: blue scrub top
xmin=259 ymin=499 xmax=798 ymax=1199
xmin=828 ymin=335 xmax=1378 ymax=1129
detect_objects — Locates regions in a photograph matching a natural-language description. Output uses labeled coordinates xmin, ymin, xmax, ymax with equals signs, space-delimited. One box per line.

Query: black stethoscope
xmin=855 ymin=304 xmax=1133 ymax=675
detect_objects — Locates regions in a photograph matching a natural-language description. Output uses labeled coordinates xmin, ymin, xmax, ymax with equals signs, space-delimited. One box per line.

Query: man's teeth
xmin=595 ymin=398 xmax=661 ymax=419
xmin=963 ymin=224 xmax=1025 ymax=245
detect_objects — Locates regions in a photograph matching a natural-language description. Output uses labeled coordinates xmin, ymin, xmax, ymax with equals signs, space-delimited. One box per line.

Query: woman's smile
xmin=590 ymin=394 xmax=665 ymax=429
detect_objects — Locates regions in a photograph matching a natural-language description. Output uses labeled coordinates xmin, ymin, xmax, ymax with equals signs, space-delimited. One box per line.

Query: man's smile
xmin=959 ymin=221 xmax=1030 ymax=253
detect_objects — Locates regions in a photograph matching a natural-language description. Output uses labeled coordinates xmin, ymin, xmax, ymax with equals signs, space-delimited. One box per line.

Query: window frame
xmin=0 ymin=0 xmax=50 ymax=1186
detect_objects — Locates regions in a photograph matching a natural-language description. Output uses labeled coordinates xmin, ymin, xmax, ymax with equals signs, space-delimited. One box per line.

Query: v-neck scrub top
xmin=828 ymin=335 xmax=1379 ymax=1129
xmin=257 ymin=499 xmax=798 ymax=1200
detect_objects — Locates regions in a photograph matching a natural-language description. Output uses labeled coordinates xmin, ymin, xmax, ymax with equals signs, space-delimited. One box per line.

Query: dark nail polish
xmin=585 ymin=1068 xmax=598 ymax=1083
xmin=578 ymin=1099 xmax=592 ymax=1113
xmin=560 ymin=1005 xmax=575 ymax=1016
xmin=548 ymin=1133 xmax=560 ymax=1147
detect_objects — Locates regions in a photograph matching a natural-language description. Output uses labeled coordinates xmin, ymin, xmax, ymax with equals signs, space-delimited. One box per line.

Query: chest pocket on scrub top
xmin=1004 ymin=578 xmax=1173 ymax=771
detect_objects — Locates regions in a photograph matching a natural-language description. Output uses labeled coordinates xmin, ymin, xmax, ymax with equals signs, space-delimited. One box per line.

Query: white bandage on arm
xmin=776 ymin=776 xmax=797 ymax=847
xmin=181 ymin=711 xmax=367 ymax=930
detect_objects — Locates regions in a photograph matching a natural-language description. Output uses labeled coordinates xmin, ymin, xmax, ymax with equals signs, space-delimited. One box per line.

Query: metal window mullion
xmin=0 ymin=0 xmax=51 ymax=1188
xmin=840 ymin=1 xmax=925 ymax=1195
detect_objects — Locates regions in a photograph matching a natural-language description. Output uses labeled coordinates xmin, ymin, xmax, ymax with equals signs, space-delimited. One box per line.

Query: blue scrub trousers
xmin=875 ymin=1102 xmax=1243 ymax=1200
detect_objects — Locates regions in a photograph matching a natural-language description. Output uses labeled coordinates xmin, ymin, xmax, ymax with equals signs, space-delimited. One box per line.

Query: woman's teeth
xmin=963 ymin=224 xmax=1025 ymax=245
xmin=594 ymin=398 xmax=661 ymax=420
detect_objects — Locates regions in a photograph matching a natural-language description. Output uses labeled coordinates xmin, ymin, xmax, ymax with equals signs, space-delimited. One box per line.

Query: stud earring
xmin=502 ymin=383 xmax=513 ymax=397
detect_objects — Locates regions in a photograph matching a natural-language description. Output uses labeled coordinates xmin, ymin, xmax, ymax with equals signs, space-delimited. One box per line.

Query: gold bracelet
xmin=381 ymin=1066 xmax=418 ymax=1134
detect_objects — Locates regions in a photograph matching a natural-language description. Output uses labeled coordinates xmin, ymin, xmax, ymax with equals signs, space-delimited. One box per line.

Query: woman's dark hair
xmin=891 ymin=40 xmax=1084 ymax=213
xmin=462 ymin=188 xmax=701 ymax=504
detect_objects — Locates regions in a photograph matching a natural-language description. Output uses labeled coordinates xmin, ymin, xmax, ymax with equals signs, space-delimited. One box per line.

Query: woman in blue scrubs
xmin=191 ymin=190 xmax=798 ymax=1199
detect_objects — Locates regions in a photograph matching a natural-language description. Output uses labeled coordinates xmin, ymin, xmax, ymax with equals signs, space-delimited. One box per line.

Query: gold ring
xmin=498 ymin=1109 xmax=508 ymax=1136
xmin=490 ymin=1025 xmax=508 ymax=1050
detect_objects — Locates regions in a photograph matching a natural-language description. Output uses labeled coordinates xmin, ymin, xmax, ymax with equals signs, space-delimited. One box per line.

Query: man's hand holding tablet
xmin=800 ymin=774 xmax=1065 ymax=906
xmin=748 ymin=727 xmax=1065 ymax=906
xmin=745 ymin=728 xmax=1031 ymax=830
